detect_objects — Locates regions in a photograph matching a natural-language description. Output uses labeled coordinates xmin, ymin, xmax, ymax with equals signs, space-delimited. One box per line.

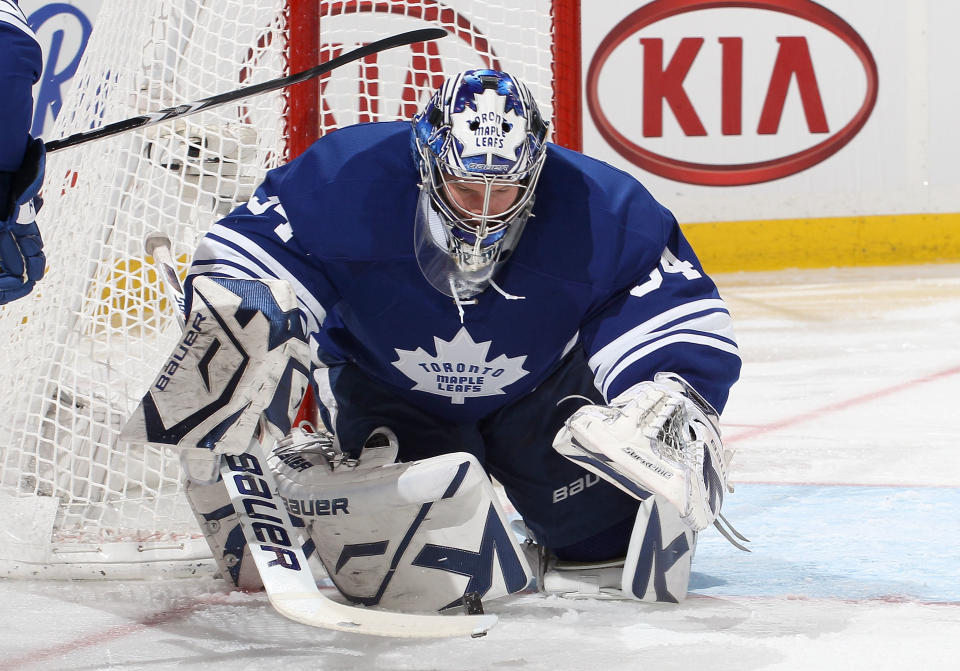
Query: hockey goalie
xmin=123 ymin=274 xmax=531 ymax=615
xmin=126 ymin=68 xmax=744 ymax=614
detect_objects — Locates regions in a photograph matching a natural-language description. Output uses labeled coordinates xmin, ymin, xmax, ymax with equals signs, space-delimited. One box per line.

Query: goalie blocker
xmin=122 ymin=275 xmax=312 ymax=481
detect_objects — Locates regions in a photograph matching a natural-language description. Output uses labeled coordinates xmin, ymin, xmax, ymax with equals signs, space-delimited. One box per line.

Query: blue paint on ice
xmin=690 ymin=484 xmax=960 ymax=602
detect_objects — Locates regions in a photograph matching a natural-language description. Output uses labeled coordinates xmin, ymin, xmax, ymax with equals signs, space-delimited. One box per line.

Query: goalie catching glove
xmin=553 ymin=372 xmax=732 ymax=532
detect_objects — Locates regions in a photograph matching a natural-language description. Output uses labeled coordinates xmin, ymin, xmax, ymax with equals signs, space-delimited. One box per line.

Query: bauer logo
xmin=282 ymin=497 xmax=350 ymax=517
xmin=225 ymin=453 xmax=302 ymax=572
xmin=586 ymin=0 xmax=878 ymax=186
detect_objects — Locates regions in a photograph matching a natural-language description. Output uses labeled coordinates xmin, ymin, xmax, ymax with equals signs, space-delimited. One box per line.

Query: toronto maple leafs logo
xmin=451 ymin=88 xmax=527 ymax=168
xmin=392 ymin=328 xmax=529 ymax=404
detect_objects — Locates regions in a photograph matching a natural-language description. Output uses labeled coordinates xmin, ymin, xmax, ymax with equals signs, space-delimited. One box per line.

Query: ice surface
xmin=2 ymin=264 xmax=959 ymax=670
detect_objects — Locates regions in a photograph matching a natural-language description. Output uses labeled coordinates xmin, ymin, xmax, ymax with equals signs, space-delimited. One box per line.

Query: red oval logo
xmin=586 ymin=0 xmax=878 ymax=186
xmin=291 ymin=0 xmax=502 ymax=130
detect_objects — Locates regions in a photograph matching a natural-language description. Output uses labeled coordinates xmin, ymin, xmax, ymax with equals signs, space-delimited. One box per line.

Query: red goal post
xmin=285 ymin=0 xmax=582 ymax=158
xmin=0 ymin=0 xmax=582 ymax=578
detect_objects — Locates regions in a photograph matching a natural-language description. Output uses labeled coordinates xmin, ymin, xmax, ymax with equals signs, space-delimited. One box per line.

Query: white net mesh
xmin=0 ymin=0 xmax=558 ymax=578
xmin=313 ymin=1 xmax=556 ymax=131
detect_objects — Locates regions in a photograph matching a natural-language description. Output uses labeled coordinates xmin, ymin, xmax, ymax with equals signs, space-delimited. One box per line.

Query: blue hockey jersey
xmin=0 ymin=0 xmax=41 ymax=173
xmin=187 ymin=121 xmax=740 ymax=423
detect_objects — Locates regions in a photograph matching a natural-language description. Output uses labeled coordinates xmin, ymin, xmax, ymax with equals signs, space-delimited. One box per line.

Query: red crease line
xmin=0 ymin=593 xmax=234 ymax=671
xmin=725 ymin=364 xmax=960 ymax=444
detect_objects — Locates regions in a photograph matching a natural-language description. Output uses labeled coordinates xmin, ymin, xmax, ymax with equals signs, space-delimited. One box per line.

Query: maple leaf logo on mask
xmin=392 ymin=328 xmax=529 ymax=404
xmin=450 ymin=88 xmax=527 ymax=166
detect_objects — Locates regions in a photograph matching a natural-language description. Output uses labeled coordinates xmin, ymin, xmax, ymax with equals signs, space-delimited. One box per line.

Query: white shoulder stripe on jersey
xmin=588 ymin=298 xmax=731 ymax=372
xmin=190 ymin=235 xmax=326 ymax=336
xmin=598 ymin=332 xmax=741 ymax=401
xmin=594 ymin=311 xmax=737 ymax=393
xmin=191 ymin=224 xmax=328 ymax=333
xmin=189 ymin=252 xmax=324 ymax=338
xmin=185 ymin=264 xmax=260 ymax=282
xmin=0 ymin=2 xmax=36 ymax=38
xmin=593 ymin=310 xmax=736 ymax=388
xmin=1 ymin=0 xmax=27 ymax=19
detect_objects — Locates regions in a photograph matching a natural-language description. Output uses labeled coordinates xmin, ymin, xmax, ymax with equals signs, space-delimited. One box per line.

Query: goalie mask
xmin=412 ymin=69 xmax=549 ymax=299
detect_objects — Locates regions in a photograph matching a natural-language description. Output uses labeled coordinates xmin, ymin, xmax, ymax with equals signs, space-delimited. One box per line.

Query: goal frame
xmin=0 ymin=0 xmax=583 ymax=580
xmin=285 ymin=0 xmax=583 ymax=157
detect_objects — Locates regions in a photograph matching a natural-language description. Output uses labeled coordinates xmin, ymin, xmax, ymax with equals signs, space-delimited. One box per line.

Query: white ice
xmin=2 ymin=264 xmax=959 ymax=671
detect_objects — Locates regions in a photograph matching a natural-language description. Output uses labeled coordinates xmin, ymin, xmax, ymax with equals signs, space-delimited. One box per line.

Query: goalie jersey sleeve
xmin=535 ymin=149 xmax=740 ymax=412
xmin=185 ymin=176 xmax=334 ymax=360
xmin=579 ymin=222 xmax=739 ymax=411
xmin=186 ymin=122 xmax=740 ymax=423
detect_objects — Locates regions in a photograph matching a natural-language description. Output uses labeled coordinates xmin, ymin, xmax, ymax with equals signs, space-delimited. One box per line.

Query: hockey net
xmin=0 ymin=0 xmax=574 ymax=578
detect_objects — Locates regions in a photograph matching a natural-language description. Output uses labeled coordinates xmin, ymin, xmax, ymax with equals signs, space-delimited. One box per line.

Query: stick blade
xmin=271 ymin=592 xmax=498 ymax=638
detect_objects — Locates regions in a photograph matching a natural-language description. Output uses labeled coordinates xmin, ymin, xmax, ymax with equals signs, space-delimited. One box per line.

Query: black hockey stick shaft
xmin=45 ymin=28 xmax=447 ymax=153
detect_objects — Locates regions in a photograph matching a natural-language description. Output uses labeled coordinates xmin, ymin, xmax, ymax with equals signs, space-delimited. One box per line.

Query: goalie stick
xmin=45 ymin=28 xmax=447 ymax=153
xmin=143 ymin=233 xmax=498 ymax=638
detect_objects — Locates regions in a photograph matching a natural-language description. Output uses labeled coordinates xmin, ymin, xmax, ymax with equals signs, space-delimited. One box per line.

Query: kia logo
xmin=586 ymin=0 xmax=878 ymax=186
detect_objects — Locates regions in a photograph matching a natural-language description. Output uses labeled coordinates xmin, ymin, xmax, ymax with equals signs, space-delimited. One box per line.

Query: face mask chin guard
xmin=413 ymin=186 xmax=532 ymax=300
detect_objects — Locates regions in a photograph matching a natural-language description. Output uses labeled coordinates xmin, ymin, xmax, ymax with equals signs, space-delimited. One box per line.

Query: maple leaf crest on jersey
xmin=392 ymin=328 xmax=529 ymax=405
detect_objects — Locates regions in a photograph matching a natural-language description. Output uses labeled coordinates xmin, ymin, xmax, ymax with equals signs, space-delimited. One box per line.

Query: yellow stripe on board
xmin=91 ymin=253 xmax=190 ymax=328
xmin=681 ymin=212 xmax=960 ymax=273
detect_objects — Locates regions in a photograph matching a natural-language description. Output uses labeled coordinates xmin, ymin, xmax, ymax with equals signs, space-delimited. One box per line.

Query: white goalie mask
xmin=412 ymin=70 xmax=549 ymax=299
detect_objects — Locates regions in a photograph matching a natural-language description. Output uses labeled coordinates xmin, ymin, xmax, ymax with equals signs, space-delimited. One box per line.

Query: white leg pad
xmin=538 ymin=495 xmax=696 ymax=603
xmin=274 ymin=447 xmax=532 ymax=612
xmin=183 ymin=477 xmax=263 ymax=590
xmin=621 ymin=495 xmax=696 ymax=603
